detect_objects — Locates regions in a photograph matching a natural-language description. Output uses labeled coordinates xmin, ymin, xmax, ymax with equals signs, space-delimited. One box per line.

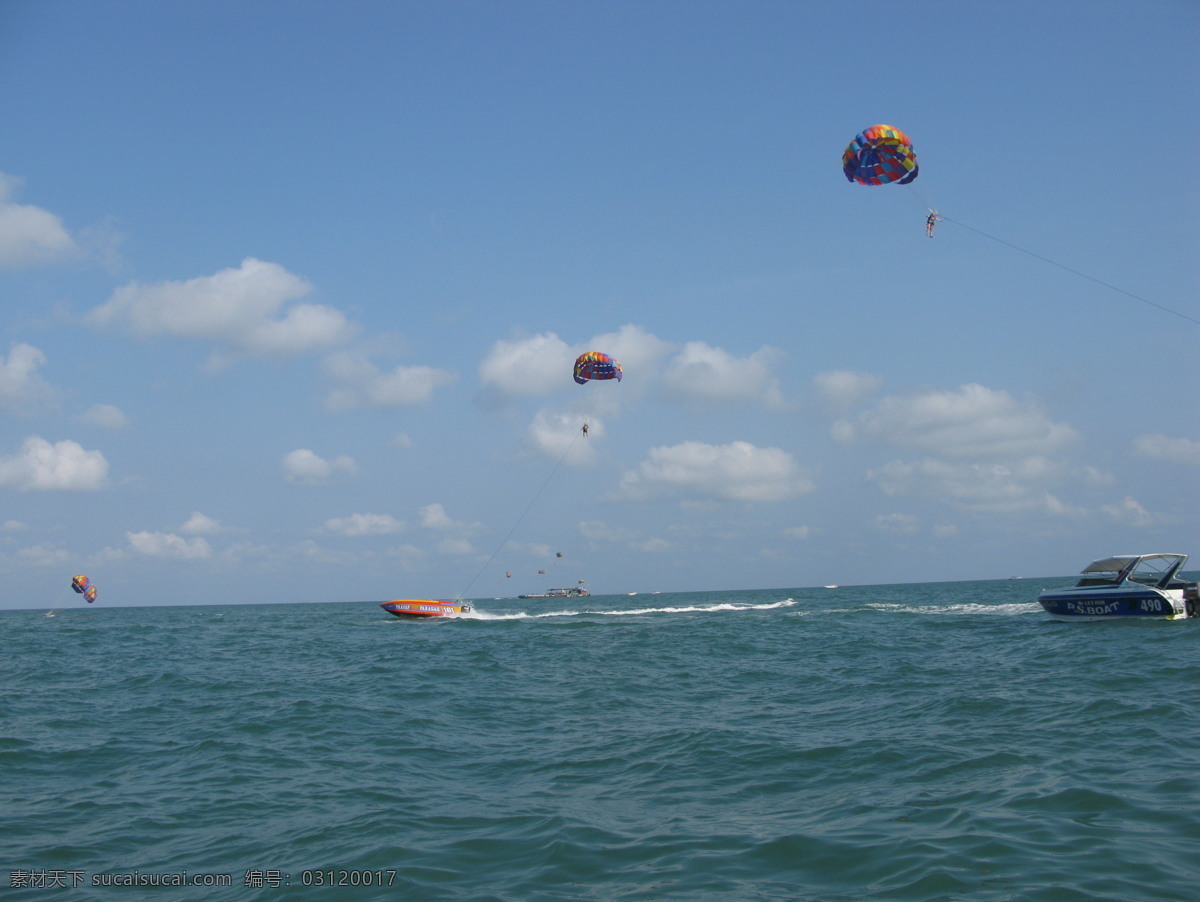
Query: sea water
xmin=3 ymin=579 xmax=1199 ymax=901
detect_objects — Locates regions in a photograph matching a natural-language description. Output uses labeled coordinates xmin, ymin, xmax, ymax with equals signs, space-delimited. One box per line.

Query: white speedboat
xmin=1038 ymin=553 xmax=1198 ymax=621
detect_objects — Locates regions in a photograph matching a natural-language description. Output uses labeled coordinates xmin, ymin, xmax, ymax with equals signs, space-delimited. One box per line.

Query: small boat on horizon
xmin=380 ymin=599 xmax=471 ymax=619
xmin=1037 ymin=553 xmax=1199 ymax=621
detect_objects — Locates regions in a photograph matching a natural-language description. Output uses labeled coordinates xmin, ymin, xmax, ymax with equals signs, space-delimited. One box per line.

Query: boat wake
xmin=463 ymin=598 xmax=796 ymax=621
xmin=863 ymin=602 xmax=1042 ymax=617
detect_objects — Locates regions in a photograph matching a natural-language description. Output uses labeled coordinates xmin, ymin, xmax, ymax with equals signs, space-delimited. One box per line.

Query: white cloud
xmin=1101 ymin=496 xmax=1154 ymax=527
xmin=868 ymin=457 xmax=1086 ymax=516
xmin=0 ymin=173 xmax=77 ymax=268
xmin=662 ymin=342 xmax=786 ymax=409
xmin=1133 ymin=434 xmax=1200 ymax=466
xmin=3 ymin=519 xmax=28 ymax=532
xmin=528 ymin=409 xmax=600 ymax=464
xmin=436 ymin=537 xmax=476 ymax=555
xmin=617 ymin=440 xmax=815 ymax=502
xmin=16 ymin=544 xmax=72 ymax=566
xmin=324 ymin=513 xmax=405 ymax=536
xmin=127 ymin=531 xmax=212 ymax=559
xmin=283 ymin=449 xmax=356 ymax=484
xmin=419 ymin=503 xmax=455 ymax=530
xmin=834 ymin=383 xmax=1078 ymax=459
xmin=875 ymin=512 xmax=920 ymax=535
xmin=587 ymin=324 xmax=675 ymax=376
xmin=0 ymin=343 xmax=55 ymax=412
xmin=81 ymin=403 xmax=128 ymax=428
xmin=322 ymin=350 xmax=457 ymax=411
xmin=0 ymin=436 xmax=108 ymax=491
xmin=783 ymin=526 xmax=811 ymax=540
xmin=180 ymin=512 xmax=224 ymax=535
xmin=89 ymin=258 xmax=357 ymax=359
xmin=479 ymin=324 xmax=674 ymax=401
xmin=479 ymin=331 xmax=575 ymax=398
xmin=814 ymin=370 xmax=882 ymax=409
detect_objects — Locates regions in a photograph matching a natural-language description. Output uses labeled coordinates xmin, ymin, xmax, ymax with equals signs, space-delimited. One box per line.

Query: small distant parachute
xmin=538 ymin=569 xmax=546 ymax=575
xmin=842 ymin=125 xmax=918 ymax=186
xmin=556 ymin=552 xmax=565 ymax=558
xmin=505 ymin=572 xmax=512 ymax=578
xmin=573 ymin=352 xmax=623 ymax=385
xmin=71 ymin=574 xmax=97 ymax=604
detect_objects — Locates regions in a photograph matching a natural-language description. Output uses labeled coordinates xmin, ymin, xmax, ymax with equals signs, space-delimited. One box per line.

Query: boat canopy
xmin=1082 ymin=553 xmax=1186 ymax=574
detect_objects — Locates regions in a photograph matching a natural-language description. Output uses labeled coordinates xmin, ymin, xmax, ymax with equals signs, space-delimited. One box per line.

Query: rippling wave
xmin=4 ymin=579 xmax=1199 ymax=900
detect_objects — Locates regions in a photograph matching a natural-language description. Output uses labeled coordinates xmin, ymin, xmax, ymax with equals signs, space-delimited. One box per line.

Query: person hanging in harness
xmin=581 ymin=422 xmax=589 ymax=438
xmin=926 ymin=210 xmax=943 ymax=238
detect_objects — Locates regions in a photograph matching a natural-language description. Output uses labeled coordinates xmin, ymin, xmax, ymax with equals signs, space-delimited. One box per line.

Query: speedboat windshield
xmin=1077 ymin=553 xmax=1187 ymax=588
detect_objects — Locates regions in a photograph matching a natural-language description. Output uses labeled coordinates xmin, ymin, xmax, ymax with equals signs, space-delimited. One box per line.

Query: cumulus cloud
xmin=322 ymin=350 xmax=456 ymax=411
xmin=479 ymin=324 xmax=674 ymax=401
xmin=616 ymin=440 xmax=815 ymax=502
xmin=89 ymin=258 xmax=357 ymax=360
xmin=180 ymin=512 xmax=224 ymax=535
xmin=875 ymin=512 xmax=920 ymax=535
xmin=1101 ymin=496 xmax=1154 ymax=527
xmin=436 ymin=537 xmax=476 ymax=555
xmin=417 ymin=502 xmax=482 ymax=533
xmin=0 ymin=343 xmax=56 ymax=412
xmin=81 ymin=403 xmax=128 ymax=428
xmin=16 ymin=544 xmax=73 ymax=566
xmin=834 ymin=383 xmax=1078 ymax=459
xmin=1133 ymin=434 xmax=1200 ymax=466
xmin=479 ymin=331 xmax=575 ymax=398
xmin=867 ymin=457 xmax=1085 ymax=516
xmin=283 ymin=449 xmax=356 ymax=484
xmin=0 ymin=173 xmax=78 ymax=268
xmin=814 ymin=370 xmax=883 ymax=409
xmin=527 ymin=409 xmax=601 ymax=464
xmin=323 ymin=513 xmax=405 ymax=536
xmin=0 ymin=436 xmax=108 ymax=491
xmin=662 ymin=342 xmax=786 ymax=409
xmin=127 ymin=531 xmax=212 ymax=559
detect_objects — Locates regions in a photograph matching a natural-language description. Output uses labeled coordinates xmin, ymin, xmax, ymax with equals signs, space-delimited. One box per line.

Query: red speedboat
xmin=380 ymin=599 xmax=471 ymax=619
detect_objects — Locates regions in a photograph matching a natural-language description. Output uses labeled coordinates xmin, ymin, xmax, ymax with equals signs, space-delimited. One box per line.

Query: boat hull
xmin=380 ymin=600 xmax=470 ymax=619
xmin=1037 ymin=588 xmax=1188 ymax=621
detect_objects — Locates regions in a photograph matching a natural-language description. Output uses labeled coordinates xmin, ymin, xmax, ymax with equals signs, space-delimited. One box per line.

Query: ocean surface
xmin=3 ymin=578 xmax=1199 ymax=901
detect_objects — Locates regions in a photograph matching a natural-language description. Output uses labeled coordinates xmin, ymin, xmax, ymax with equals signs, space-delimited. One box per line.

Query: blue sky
xmin=2 ymin=0 xmax=1197 ymax=608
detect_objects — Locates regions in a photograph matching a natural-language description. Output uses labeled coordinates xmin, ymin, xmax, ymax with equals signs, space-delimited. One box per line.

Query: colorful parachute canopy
xmin=842 ymin=125 xmax=918 ymax=186
xmin=573 ymin=352 xmax=623 ymax=385
xmin=72 ymin=574 xmax=97 ymax=603
xmin=538 ymin=569 xmax=546 ymax=575
xmin=555 ymin=552 xmax=565 ymax=558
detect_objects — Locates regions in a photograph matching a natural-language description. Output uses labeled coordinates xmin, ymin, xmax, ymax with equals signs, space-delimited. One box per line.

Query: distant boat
xmin=380 ymin=599 xmax=471 ymax=619
xmin=518 ymin=586 xmax=590 ymax=599
xmin=1037 ymin=553 xmax=1199 ymax=621
xmin=823 ymin=585 xmax=839 ymax=589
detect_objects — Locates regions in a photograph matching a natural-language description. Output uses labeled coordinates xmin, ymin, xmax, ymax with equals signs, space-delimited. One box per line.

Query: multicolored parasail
xmin=842 ymin=125 xmax=918 ymax=186
xmin=556 ymin=552 xmax=565 ymax=558
xmin=573 ymin=352 xmax=623 ymax=385
xmin=71 ymin=574 xmax=97 ymax=604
